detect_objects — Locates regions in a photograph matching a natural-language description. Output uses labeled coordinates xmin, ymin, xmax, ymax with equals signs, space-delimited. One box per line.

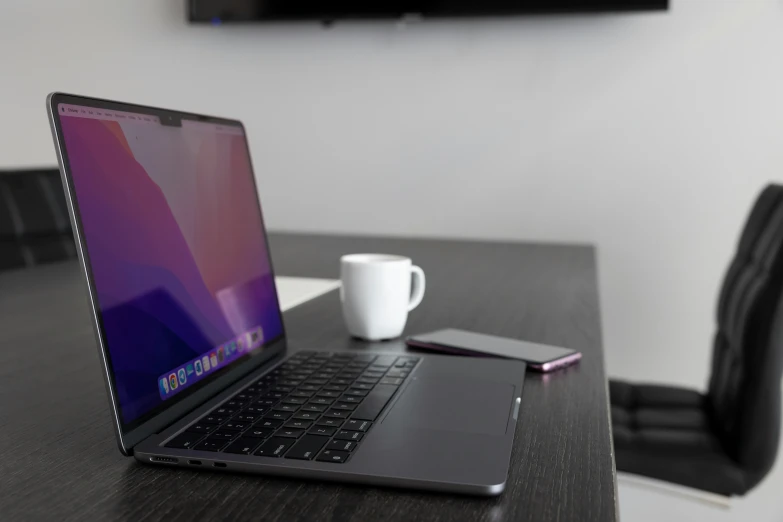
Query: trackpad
xmin=383 ymin=377 xmax=515 ymax=436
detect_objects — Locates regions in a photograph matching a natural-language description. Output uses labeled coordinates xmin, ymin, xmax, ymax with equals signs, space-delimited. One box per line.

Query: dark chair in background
xmin=611 ymin=184 xmax=783 ymax=496
xmin=0 ymin=168 xmax=75 ymax=271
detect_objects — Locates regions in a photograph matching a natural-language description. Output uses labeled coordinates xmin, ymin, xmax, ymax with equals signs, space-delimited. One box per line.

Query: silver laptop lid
xmin=47 ymin=93 xmax=286 ymax=453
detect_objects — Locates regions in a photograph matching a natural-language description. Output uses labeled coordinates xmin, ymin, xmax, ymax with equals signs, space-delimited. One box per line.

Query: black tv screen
xmin=189 ymin=0 xmax=669 ymax=22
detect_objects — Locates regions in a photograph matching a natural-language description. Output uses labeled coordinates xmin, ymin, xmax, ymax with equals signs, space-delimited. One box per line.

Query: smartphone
xmin=405 ymin=328 xmax=581 ymax=372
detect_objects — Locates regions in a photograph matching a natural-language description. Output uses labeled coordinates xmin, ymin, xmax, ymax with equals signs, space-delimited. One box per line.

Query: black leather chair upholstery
xmin=611 ymin=184 xmax=783 ymax=496
xmin=0 ymin=168 xmax=75 ymax=271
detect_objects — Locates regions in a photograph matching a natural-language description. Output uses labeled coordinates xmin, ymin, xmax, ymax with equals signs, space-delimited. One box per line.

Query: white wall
xmin=3 ymin=0 xmax=783 ymax=389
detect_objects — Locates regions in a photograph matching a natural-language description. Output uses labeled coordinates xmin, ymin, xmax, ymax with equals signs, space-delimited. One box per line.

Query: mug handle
xmin=408 ymin=265 xmax=426 ymax=312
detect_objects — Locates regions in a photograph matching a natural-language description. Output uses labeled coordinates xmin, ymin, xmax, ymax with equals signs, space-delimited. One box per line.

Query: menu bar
xmin=182 ymin=119 xmax=245 ymax=136
xmin=58 ymin=103 xmax=245 ymax=135
xmin=58 ymin=104 xmax=160 ymax=124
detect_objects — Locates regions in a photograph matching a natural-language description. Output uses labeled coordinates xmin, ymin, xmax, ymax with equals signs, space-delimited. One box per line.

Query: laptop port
xmin=188 ymin=460 xmax=202 ymax=466
xmin=149 ymin=456 xmax=178 ymax=464
xmin=213 ymin=462 xmax=227 ymax=468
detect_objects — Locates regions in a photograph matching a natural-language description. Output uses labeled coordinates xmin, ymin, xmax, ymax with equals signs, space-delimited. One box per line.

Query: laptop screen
xmin=56 ymin=102 xmax=284 ymax=428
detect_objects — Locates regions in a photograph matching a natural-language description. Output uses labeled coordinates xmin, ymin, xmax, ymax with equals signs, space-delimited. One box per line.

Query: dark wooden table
xmin=0 ymin=233 xmax=616 ymax=522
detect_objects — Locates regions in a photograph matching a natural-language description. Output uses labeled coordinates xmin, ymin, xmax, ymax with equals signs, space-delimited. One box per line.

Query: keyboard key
xmin=277 ymin=428 xmax=305 ymax=439
xmin=235 ymin=393 xmax=254 ymax=402
xmin=322 ymin=384 xmax=347 ymax=392
xmin=356 ymin=377 xmax=379 ymax=385
xmin=290 ymin=390 xmax=315 ymax=398
xmin=264 ymin=391 xmax=286 ymax=399
xmin=243 ymin=406 xmax=268 ymax=415
xmin=379 ymin=377 xmax=404 ymax=386
xmin=351 ymin=384 xmax=398 ymax=421
xmin=234 ymin=413 xmax=260 ymax=423
xmin=327 ymin=439 xmax=357 ymax=452
xmin=285 ymin=419 xmax=312 ymax=430
xmin=323 ymin=409 xmax=350 ymax=419
xmin=194 ymin=438 xmax=227 ymax=452
xmin=350 ymin=383 xmax=374 ymax=391
xmin=332 ymin=402 xmax=356 ymax=411
xmin=221 ymin=422 xmax=249 ymax=432
xmin=316 ymin=450 xmax=350 ymax=463
xmin=245 ymin=427 xmax=274 ymax=439
xmin=362 ymin=371 xmax=384 ymax=379
xmin=298 ymin=384 xmax=320 ymax=392
xmin=255 ymin=437 xmax=294 ymax=457
xmin=316 ymin=418 xmax=344 ymax=428
xmin=213 ymin=407 xmax=236 ymax=416
xmin=368 ymin=365 xmax=390 ymax=373
xmin=223 ymin=438 xmax=263 ymax=454
xmin=281 ymin=397 xmax=307 ymax=405
xmin=165 ymin=432 xmax=203 ymax=449
xmin=200 ymin=415 xmax=227 ymax=425
xmin=330 ymin=378 xmax=352 ymax=386
xmin=301 ymin=404 xmax=327 ymax=413
xmin=255 ymin=398 xmax=279 ymax=407
xmin=385 ymin=369 xmax=409 ymax=378
xmin=372 ymin=355 xmax=398 ymax=367
xmin=271 ymin=386 xmax=293 ymax=394
xmin=210 ymin=430 xmax=240 ymax=441
xmin=225 ymin=400 xmax=245 ymax=408
xmin=339 ymin=395 xmax=362 ymax=404
xmin=273 ymin=404 xmax=300 ymax=413
xmin=255 ymin=419 xmax=283 ymax=429
xmin=310 ymin=397 xmax=334 ymax=406
xmin=337 ymin=372 xmax=360 ymax=379
xmin=285 ymin=435 xmax=329 ymax=460
xmin=279 ymin=379 xmax=301 ymax=387
xmin=334 ymin=430 xmax=364 ymax=442
xmin=342 ymin=419 xmax=372 ymax=432
xmin=187 ymin=423 xmax=217 ymax=435
xmin=264 ymin=411 xmax=292 ymax=421
xmin=308 ymin=426 xmax=336 ymax=437
xmin=292 ymin=411 xmax=320 ymax=421
xmin=316 ymin=391 xmax=341 ymax=398
xmin=343 ymin=389 xmax=369 ymax=398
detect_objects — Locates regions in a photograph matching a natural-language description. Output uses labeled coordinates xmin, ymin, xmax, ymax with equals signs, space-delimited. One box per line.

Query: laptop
xmin=46 ymin=93 xmax=525 ymax=496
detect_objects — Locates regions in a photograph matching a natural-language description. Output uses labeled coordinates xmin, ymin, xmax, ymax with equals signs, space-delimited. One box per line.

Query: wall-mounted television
xmin=189 ymin=0 xmax=669 ymax=23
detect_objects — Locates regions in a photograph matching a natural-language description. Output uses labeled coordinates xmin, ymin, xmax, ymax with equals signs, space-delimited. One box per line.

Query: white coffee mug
xmin=340 ymin=254 xmax=426 ymax=341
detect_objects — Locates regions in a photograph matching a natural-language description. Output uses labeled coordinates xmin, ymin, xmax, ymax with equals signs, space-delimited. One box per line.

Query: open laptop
xmin=46 ymin=93 xmax=525 ymax=496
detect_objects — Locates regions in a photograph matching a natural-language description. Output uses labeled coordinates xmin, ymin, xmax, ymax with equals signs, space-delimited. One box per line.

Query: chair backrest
xmin=0 ymin=168 xmax=75 ymax=271
xmin=709 ymin=184 xmax=783 ymax=492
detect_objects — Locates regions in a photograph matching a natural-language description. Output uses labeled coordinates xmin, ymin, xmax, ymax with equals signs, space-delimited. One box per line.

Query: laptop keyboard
xmin=165 ymin=351 xmax=419 ymax=463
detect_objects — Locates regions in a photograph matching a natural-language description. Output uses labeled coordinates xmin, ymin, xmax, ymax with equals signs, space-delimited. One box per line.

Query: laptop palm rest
xmin=382 ymin=377 xmax=515 ymax=436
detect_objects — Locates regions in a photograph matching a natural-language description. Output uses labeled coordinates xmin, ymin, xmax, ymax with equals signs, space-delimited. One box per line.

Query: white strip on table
xmin=275 ymin=276 xmax=341 ymax=312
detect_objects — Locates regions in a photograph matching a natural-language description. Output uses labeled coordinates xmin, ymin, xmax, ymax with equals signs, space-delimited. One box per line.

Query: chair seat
xmin=610 ymin=380 xmax=746 ymax=495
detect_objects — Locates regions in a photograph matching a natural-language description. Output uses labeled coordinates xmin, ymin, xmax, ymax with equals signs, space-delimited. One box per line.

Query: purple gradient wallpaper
xmin=59 ymin=108 xmax=283 ymax=425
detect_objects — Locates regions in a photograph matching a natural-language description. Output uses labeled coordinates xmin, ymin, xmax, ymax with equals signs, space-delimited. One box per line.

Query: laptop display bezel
xmin=46 ymin=92 xmax=288 ymax=454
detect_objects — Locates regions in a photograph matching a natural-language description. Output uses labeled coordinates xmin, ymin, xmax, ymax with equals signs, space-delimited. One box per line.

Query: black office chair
xmin=610 ymin=184 xmax=783 ymax=496
xmin=0 ymin=168 xmax=76 ymax=271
